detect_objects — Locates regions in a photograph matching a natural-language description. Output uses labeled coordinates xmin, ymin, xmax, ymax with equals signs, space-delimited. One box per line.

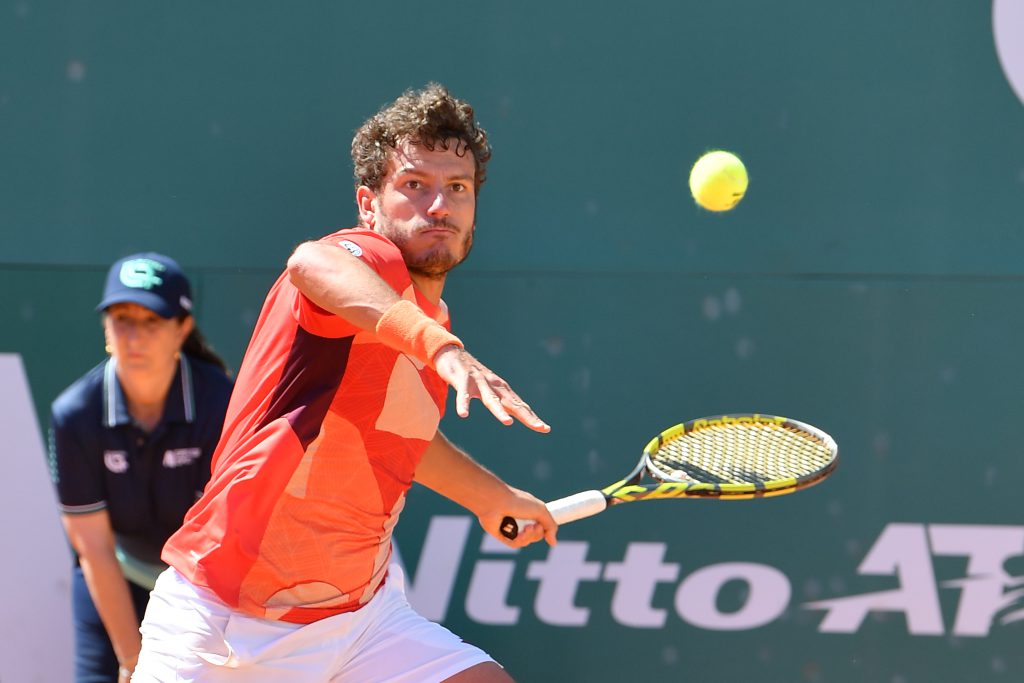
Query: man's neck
xmin=410 ymin=272 xmax=446 ymax=305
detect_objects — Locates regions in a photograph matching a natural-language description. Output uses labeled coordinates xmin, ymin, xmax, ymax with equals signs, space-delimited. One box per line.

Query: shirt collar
xmin=102 ymin=355 xmax=196 ymax=428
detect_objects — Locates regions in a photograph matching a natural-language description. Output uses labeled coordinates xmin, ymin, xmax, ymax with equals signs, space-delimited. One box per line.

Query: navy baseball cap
xmin=96 ymin=252 xmax=193 ymax=319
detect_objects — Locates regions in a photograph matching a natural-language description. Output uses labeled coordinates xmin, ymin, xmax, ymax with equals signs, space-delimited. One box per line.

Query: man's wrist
xmin=375 ymin=299 xmax=463 ymax=367
xmin=432 ymin=343 xmax=463 ymax=363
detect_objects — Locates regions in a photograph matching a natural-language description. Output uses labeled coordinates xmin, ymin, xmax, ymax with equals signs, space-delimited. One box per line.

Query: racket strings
xmin=649 ymin=423 xmax=834 ymax=485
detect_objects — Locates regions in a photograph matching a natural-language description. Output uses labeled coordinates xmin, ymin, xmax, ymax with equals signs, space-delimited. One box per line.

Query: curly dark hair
xmin=351 ymin=83 xmax=492 ymax=194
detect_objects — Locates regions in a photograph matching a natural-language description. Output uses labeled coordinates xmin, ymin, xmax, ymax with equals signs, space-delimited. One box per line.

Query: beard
xmin=377 ymin=214 xmax=475 ymax=279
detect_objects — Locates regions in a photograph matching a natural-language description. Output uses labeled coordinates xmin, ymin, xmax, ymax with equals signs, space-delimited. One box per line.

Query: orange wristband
xmin=375 ymin=299 xmax=463 ymax=367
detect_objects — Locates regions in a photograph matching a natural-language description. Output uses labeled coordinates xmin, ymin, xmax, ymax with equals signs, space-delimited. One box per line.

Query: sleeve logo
xmin=339 ymin=240 xmax=364 ymax=257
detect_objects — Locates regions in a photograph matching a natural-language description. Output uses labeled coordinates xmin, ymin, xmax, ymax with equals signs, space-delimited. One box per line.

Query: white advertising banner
xmin=0 ymin=353 xmax=73 ymax=682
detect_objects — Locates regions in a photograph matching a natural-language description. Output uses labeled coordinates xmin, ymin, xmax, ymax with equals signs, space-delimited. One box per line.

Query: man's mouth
xmin=418 ymin=224 xmax=457 ymax=236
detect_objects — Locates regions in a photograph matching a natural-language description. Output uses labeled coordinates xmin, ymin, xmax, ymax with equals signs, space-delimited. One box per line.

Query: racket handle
xmin=499 ymin=490 xmax=608 ymax=540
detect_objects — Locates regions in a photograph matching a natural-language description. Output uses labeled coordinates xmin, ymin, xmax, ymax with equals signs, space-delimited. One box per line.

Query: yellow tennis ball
xmin=688 ymin=150 xmax=748 ymax=212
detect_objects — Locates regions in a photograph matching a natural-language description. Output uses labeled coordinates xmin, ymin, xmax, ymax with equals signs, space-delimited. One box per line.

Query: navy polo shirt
xmin=48 ymin=355 xmax=233 ymax=568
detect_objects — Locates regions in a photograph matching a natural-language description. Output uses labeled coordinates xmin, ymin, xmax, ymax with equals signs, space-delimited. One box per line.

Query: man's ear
xmin=356 ymin=186 xmax=378 ymax=229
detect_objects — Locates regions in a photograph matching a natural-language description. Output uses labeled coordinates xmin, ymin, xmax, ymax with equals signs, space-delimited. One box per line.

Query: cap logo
xmin=119 ymin=258 xmax=166 ymax=290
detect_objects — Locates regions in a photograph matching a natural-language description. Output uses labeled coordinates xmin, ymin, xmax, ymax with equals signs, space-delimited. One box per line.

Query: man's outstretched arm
xmin=415 ymin=431 xmax=557 ymax=548
xmin=287 ymin=241 xmax=549 ymax=432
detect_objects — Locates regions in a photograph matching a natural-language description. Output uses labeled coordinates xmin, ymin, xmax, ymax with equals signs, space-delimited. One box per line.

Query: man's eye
xmin=450 ymin=183 xmax=466 ymax=192
xmin=406 ymin=180 xmax=421 ymax=190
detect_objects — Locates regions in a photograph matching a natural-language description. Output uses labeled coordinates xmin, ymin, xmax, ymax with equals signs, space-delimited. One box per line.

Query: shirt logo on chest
xmin=104 ymin=450 xmax=129 ymax=474
xmin=163 ymin=447 xmax=201 ymax=468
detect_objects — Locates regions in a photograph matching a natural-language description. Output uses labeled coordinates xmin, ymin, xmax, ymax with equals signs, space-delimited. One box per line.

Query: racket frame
xmin=500 ymin=413 xmax=838 ymax=540
xmin=613 ymin=413 xmax=839 ymax=502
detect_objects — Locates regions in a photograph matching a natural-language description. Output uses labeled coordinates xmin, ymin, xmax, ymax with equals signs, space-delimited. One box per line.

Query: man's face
xmin=368 ymin=138 xmax=477 ymax=279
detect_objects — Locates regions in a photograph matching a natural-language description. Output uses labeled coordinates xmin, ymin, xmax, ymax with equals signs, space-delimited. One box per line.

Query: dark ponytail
xmin=179 ymin=319 xmax=231 ymax=375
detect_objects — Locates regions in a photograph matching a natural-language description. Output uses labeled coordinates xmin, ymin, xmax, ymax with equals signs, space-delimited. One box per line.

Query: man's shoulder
xmin=319 ymin=228 xmax=402 ymax=260
xmin=316 ymin=228 xmax=412 ymax=291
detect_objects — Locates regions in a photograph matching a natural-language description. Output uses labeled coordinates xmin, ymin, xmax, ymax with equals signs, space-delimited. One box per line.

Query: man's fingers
xmin=502 ymin=521 xmax=546 ymax=548
xmin=454 ymin=374 xmax=472 ymax=418
xmin=476 ymin=381 xmax=513 ymax=425
xmin=505 ymin=517 xmax=557 ymax=547
xmin=542 ymin=521 xmax=558 ymax=546
xmin=440 ymin=351 xmax=548 ymax=430
xmin=501 ymin=395 xmax=550 ymax=432
xmin=500 ymin=393 xmax=531 ymax=412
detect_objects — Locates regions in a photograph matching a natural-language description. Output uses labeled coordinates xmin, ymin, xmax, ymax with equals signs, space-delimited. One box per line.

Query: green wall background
xmin=4 ymin=2 xmax=1024 ymax=681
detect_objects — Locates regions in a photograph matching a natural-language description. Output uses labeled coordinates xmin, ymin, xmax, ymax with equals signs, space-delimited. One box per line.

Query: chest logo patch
xmin=163 ymin=447 xmax=201 ymax=468
xmin=104 ymin=450 xmax=129 ymax=474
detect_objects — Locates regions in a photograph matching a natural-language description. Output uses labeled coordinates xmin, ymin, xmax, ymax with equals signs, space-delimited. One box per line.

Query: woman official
xmin=48 ymin=253 xmax=233 ymax=683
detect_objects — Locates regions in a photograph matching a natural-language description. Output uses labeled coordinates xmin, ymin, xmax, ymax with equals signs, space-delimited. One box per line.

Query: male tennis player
xmin=131 ymin=84 xmax=555 ymax=683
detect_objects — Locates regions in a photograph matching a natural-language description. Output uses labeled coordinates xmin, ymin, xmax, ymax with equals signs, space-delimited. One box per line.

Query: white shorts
xmin=133 ymin=565 xmax=494 ymax=683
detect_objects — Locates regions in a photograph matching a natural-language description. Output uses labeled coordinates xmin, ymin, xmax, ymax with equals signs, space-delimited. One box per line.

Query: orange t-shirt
xmin=162 ymin=229 xmax=450 ymax=623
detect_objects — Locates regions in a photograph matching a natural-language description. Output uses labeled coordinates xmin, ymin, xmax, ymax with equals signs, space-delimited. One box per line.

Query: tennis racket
xmin=500 ymin=413 xmax=838 ymax=540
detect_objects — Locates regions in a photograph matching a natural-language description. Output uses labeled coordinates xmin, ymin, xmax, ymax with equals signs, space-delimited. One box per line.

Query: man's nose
xmin=426 ymin=190 xmax=449 ymax=217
